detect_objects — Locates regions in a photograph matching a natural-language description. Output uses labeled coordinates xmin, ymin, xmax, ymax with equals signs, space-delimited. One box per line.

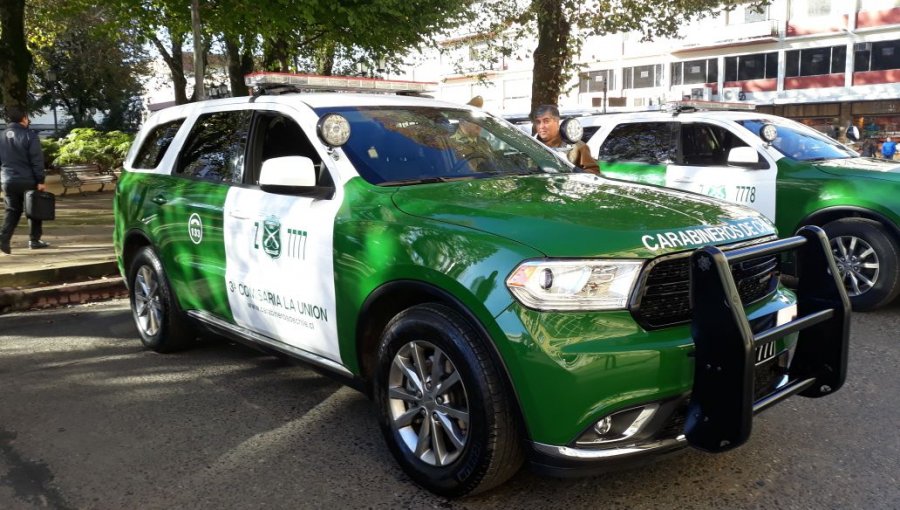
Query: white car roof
xmin=581 ymin=110 xmax=783 ymax=124
xmin=149 ymin=93 xmax=475 ymax=122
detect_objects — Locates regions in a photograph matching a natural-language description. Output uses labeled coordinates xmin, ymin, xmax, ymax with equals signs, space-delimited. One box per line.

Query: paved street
xmin=0 ymin=299 xmax=898 ymax=509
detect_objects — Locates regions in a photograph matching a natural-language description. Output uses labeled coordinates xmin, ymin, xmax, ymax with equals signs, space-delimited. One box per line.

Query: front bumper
xmin=512 ymin=227 xmax=850 ymax=475
xmin=529 ymin=437 xmax=687 ymax=478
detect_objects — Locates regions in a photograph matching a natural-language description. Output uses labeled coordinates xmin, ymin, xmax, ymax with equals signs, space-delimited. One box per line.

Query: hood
xmin=815 ymin=157 xmax=900 ymax=182
xmin=392 ymin=173 xmax=776 ymax=258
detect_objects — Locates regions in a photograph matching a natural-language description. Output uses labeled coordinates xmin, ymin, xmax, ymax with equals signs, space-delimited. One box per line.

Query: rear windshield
xmin=736 ymin=118 xmax=856 ymax=162
xmin=314 ymin=106 xmax=573 ymax=186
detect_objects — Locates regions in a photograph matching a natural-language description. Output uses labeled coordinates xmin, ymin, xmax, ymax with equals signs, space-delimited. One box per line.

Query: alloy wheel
xmin=831 ymin=235 xmax=880 ymax=296
xmin=387 ymin=340 xmax=470 ymax=466
xmin=133 ymin=264 xmax=163 ymax=337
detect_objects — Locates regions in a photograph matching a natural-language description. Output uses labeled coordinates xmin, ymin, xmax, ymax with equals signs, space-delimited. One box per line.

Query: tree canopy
xmin=466 ymin=0 xmax=772 ymax=112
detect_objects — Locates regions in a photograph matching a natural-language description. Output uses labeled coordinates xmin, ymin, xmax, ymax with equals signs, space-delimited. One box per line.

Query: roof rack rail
xmin=244 ymin=72 xmax=436 ymax=97
xmin=662 ymin=100 xmax=757 ymax=115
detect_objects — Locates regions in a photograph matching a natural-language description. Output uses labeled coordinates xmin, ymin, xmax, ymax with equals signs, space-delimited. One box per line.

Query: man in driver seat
xmin=450 ymin=96 xmax=497 ymax=172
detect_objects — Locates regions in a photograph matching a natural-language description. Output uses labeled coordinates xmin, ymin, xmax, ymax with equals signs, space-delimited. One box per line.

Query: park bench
xmin=59 ymin=164 xmax=117 ymax=196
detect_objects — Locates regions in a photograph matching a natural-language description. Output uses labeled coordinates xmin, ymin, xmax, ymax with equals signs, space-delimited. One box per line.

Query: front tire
xmin=823 ymin=218 xmax=900 ymax=311
xmin=127 ymin=246 xmax=195 ymax=352
xmin=374 ymin=304 xmax=523 ymax=497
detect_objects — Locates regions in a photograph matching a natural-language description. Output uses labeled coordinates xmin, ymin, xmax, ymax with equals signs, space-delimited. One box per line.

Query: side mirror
xmin=727 ymin=146 xmax=761 ymax=167
xmin=846 ymin=125 xmax=861 ymax=142
xmin=259 ymin=156 xmax=334 ymax=198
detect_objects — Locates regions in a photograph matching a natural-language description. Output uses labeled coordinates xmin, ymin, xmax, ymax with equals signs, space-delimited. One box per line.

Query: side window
xmin=247 ymin=112 xmax=327 ymax=186
xmin=176 ymin=110 xmax=252 ymax=183
xmin=598 ymin=122 xmax=677 ymax=164
xmin=133 ymin=119 xmax=184 ymax=169
xmin=681 ymin=123 xmax=760 ymax=167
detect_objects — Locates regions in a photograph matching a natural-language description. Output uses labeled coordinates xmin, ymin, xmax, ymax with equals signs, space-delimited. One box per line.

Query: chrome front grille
xmin=755 ymin=341 xmax=777 ymax=364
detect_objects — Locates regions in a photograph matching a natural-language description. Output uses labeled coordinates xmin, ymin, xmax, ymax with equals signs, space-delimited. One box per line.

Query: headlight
xmin=506 ymin=259 xmax=643 ymax=311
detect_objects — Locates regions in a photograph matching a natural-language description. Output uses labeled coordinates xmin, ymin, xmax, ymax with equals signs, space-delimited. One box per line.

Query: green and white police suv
xmin=114 ymin=74 xmax=850 ymax=496
xmin=586 ymin=101 xmax=900 ymax=311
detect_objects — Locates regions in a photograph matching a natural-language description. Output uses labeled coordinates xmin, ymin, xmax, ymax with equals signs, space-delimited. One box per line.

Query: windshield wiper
xmin=378 ymin=176 xmax=472 ymax=186
xmin=803 ymin=156 xmax=849 ymax=162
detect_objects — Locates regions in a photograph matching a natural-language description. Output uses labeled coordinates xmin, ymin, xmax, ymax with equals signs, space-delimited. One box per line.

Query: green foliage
xmin=464 ymin=0 xmax=773 ymax=108
xmin=40 ymin=138 xmax=62 ymax=169
xmin=53 ymin=128 xmax=134 ymax=170
xmin=27 ymin=1 xmax=150 ymax=130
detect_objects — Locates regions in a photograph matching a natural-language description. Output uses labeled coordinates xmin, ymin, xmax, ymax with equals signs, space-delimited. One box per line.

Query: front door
xmin=222 ymin=109 xmax=344 ymax=364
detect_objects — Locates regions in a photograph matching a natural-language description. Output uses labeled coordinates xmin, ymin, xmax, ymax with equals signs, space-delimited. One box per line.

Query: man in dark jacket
xmin=0 ymin=106 xmax=48 ymax=254
xmin=531 ymin=104 xmax=600 ymax=174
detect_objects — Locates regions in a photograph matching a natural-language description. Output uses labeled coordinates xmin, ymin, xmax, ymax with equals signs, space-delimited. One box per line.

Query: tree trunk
xmin=0 ymin=0 xmax=32 ymax=109
xmin=191 ymin=0 xmax=205 ymax=101
xmin=263 ymin=37 xmax=290 ymax=72
xmin=316 ymin=42 xmax=336 ymax=75
xmin=530 ymin=0 xmax=570 ymax=114
xmin=172 ymin=41 xmax=188 ymax=105
xmin=152 ymin=31 xmax=188 ymax=105
xmin=224 ymin=35 xmax=254 ymax=96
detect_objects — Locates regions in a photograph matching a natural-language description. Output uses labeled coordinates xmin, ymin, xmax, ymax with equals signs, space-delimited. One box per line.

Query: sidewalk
xmin=0 ymin=174 xmax=125 ymax=313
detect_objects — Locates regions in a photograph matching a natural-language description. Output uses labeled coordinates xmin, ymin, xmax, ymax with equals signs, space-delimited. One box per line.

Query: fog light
xmin=576 ymin=404 xmax=660 ymax=446
xmin=593 ymin=416 xmax=613 ymax=436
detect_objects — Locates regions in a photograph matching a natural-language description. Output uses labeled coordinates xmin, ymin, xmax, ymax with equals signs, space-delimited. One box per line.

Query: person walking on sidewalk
xmin=0 ymin=106 xmax=48 ymax=254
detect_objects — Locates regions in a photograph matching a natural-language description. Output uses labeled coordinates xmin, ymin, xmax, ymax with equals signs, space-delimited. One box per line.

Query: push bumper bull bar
xmin=687 ymin=225 xmax=850 ymax=453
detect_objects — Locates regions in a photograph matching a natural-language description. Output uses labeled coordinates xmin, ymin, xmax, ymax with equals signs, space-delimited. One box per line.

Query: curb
xmin=0 ymin=261 xmax=120 ymax=288
xmin=0 ymin=277 xmax=127 ymax=314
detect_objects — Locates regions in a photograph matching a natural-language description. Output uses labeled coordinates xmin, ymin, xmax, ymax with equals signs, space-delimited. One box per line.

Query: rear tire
xmin=127 ymin=246 xmax=195 ymax=352
xmin=374 ymin=303 xmax=523 ymax=497
xmin=822 ymin=218 xmax=900 ymax=311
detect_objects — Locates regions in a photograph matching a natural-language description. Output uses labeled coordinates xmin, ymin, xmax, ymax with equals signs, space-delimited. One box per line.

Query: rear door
xmin=153 ymin=108 xmax=252 ymax=318
xmin=666 ymin=120 xmax=777 ymax=220
xmin=595 ymin=121 xmax=678 ymax=186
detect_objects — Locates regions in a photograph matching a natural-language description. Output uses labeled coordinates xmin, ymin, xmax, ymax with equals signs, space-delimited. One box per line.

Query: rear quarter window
xmin=598 ymin=122 xmax=677 ymax=164
xmin=132 ymin=119 xmax=185 ymax=170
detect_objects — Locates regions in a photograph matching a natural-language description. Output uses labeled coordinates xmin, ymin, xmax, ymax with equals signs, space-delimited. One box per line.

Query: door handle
xmin=228 ymin=210 xmax=252 ymax=220
xmin=151 ymin=194 xmax=169 ymax=205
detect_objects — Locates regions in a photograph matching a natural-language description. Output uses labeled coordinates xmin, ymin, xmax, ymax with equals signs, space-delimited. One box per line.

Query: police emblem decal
xmin=262 ymin=216 xmax=282 ymax=259
xmin=188 ymin=213 xmax=203 ymax=244
xmin=697 ymin=255 xmax=712 ymax=272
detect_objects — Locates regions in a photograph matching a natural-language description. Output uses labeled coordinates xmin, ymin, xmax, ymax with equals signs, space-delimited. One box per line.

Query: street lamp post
xmin=46 ymin=69 xmax=59 ymax=136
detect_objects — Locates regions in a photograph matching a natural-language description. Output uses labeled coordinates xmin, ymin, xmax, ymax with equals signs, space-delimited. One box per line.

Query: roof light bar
xmin=663 ymin=100 xmax=757 ymax=112
xmin=244 ymin=72 xmax=436 ymax=95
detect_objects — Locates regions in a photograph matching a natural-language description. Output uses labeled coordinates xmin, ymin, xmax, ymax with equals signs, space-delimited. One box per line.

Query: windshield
xmin=736 ymin=118 xmax=856 ymax=161
xmin=314 ymin=106 xmax=573 ymax=185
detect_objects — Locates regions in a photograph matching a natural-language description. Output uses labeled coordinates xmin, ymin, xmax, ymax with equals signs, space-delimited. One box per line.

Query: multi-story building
xmin=397 ymin=0 xmax=900 ymax=139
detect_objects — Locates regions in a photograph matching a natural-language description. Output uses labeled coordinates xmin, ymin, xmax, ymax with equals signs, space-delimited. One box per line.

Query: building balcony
xmin=673 ymin=20 xmax=780 ymax=54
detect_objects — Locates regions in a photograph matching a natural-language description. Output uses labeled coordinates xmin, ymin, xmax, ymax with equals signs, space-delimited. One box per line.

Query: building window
xmin=727 ymin=4 xmax=769 ymax=24
xmin=872 ymin=40 xmax=900 ymax=70
xmin=724 ymin=52 xmax=778 ymax=81
xmin=792 ymin=0 xmax=833 ymax=18
xmin=624 ymin=64 xmax=663 ymax=89
xmin=671 ymin=58 xmax=718 ymax=86
xmin=579 ymin=69 xmax=615 ymax=93
xmin=744 ymin=5 xmax=768 ymax=23
xmin=785 ymin=45 xmax=846 ymax=77
xmin=855 ymin=40 xmax=900 ymax=72
xmin=855 ymin=43 xmax=872 ymax=72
